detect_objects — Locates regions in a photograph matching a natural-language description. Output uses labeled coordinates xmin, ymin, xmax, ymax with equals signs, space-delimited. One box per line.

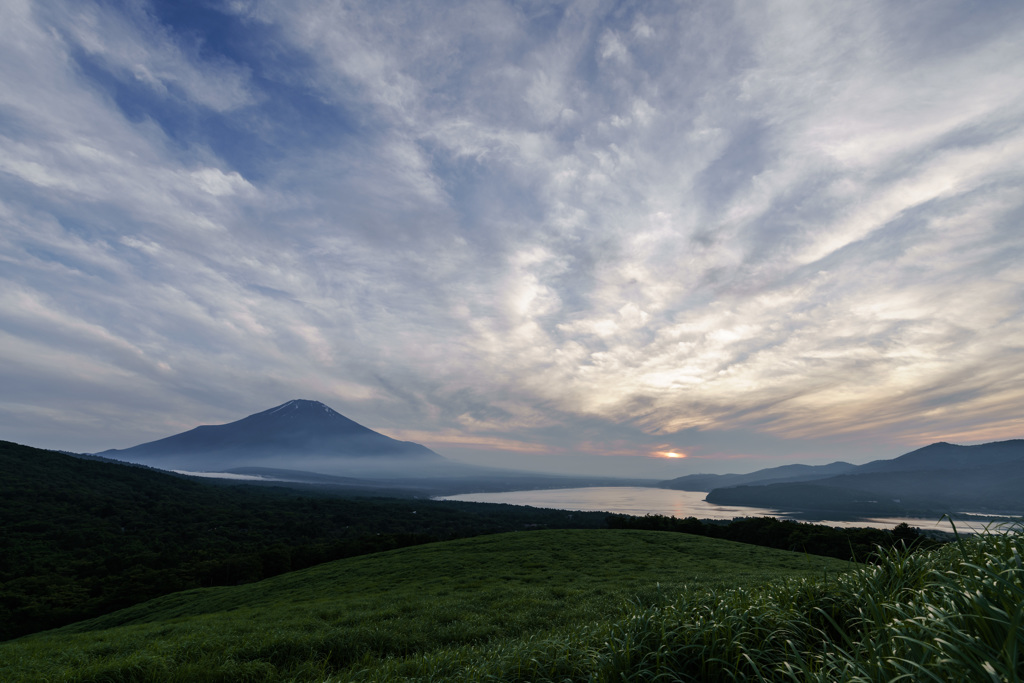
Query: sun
xmin=654 ymin=450 xmax=687 ymax=459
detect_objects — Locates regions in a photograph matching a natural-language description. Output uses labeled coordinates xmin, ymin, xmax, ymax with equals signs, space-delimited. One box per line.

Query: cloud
xmin=1 ymin=0 xmax=1023 ymax=472
xmin=42 ymin=0 xmax=256 ymax=113
xmin=190 ymin=168 xmax=256 ymax=197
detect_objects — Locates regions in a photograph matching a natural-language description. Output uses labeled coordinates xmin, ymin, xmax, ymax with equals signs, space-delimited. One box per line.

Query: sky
xmin=2 ymin=0 xmax=1023 ymax=478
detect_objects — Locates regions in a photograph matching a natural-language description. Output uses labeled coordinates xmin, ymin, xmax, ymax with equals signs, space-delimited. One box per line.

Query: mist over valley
xmin=90 ymin=398 xmax=1024 ymax=523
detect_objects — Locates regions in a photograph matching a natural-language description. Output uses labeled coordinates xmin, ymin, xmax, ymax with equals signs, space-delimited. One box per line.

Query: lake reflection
xmin=439 ymin=487 xmax=783 ymax=520
xmin=436 ymin=486 xmax=996 ymax=532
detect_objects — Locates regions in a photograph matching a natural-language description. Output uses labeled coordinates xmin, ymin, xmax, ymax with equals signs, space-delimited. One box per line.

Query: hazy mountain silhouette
xmin=702 ymin=440 xmax=1024 ymax=517
xmin=659 ymin=461 xmax=856 ymax=491
xmin=99 ymin=399 xmax=443 ymax=475
xmin=853 ymin=440 xmax=1024 ymax=473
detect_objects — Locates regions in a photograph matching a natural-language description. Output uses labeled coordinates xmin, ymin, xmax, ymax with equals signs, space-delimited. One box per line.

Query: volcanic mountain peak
xmin=266 ymin=399 xmax=349 ymax=418
xmin=98 ymin=399 xmax=441 ymax=472
xmin=237 ymin=399 xmax=378 ymax=436
xmin=270 ymin=399 xmax=329 ymax=414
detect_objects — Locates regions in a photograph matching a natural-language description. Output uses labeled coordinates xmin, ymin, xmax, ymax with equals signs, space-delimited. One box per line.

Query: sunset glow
xmin=655 ymin=451 xmax=687 ymax=459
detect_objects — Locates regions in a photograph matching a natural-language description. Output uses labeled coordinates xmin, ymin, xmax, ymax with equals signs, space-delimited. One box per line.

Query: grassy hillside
xmin=0 ymin=529 xmax=853 ymax=682
xmin=350 ymin=528 xmax=1021 ymax=683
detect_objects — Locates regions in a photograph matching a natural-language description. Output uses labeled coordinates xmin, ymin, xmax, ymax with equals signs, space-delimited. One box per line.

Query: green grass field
xmin=0 ymin=529 xmax=852 ymax=682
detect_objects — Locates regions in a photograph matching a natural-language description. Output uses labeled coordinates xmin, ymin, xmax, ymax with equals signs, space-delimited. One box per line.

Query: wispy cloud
xmin=44 ymin=0 xmax=256 ymax=112
xmin=1 ymin=0 xmax=1022 ymax=473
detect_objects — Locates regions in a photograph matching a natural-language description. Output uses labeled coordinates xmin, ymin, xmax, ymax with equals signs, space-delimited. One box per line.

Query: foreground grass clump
xmin=0 ymin=530 xmax=848 ymax=682
xmin=341 ymin=527 xmax=1022 ymax=682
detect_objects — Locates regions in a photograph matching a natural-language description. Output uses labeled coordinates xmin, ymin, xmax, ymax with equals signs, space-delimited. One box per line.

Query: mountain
xmin=703 ymin=440 xmax=1024 ymax=517
xmin=659 ymin=461 xmax=857 ymax=491
xmin=99 ymin=399 xmax=444 ymax=475
xmin=853 ymin=440 xmax=1024 ymax=473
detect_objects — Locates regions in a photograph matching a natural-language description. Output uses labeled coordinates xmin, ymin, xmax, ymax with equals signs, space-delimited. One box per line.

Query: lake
xmin=436 ymin=486 xmax=997 ymax=532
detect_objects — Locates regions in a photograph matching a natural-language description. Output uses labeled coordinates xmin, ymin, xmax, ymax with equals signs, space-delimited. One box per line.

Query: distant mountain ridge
xmin=99 ymin=399 xmax=442 ymax=474
xmin=659 ymin=461 xmax=857 ymax=491
xmin=700 ymin=440 xmax=1024 ymax=517
xmin=853 ymin=440 xmax=1024 ymax=473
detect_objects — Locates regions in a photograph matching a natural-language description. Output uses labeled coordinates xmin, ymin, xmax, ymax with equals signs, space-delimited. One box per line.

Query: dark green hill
xmin=0 ymin=440 xmax=606 ymax=640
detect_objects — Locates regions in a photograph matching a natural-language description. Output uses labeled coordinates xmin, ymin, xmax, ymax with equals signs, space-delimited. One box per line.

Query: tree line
xmin=606 ymin=513 xmax=941 ymax=562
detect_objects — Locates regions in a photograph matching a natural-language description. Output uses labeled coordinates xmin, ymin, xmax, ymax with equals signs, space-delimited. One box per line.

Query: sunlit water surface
xmin=436 ymin=486 xmax=1006 ymax=532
